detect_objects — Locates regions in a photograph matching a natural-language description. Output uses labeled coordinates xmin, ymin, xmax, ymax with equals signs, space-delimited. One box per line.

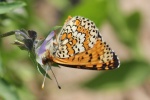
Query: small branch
xmin=0 ymin=31 xmax=16 ymax=38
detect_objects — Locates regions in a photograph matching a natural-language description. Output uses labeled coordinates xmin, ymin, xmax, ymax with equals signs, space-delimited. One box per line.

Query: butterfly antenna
xmin=42 ymin=65 xmax=49 ymax=89
xmin=48 ymin=63 xmax=61 ymax=89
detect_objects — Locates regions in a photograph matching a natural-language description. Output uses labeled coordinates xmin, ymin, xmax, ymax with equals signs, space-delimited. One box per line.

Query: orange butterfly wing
xmin=49 ymin=16 xmax=120 ymax=70
xmin=53 ymin=38 xmax=119 ymax=70
xmin=55 ymin=16 xmax=99 ymax=58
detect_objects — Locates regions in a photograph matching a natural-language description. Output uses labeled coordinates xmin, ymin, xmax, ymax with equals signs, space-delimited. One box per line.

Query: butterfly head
xmin=41 ymin=50 xmax=54 ymax=65
xmin=35 ymin=31 xmax=55 ymax=66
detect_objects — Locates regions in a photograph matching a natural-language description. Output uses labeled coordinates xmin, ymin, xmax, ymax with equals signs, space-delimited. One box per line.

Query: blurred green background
xmin=0 ymin=0 xmax=150 ymax=100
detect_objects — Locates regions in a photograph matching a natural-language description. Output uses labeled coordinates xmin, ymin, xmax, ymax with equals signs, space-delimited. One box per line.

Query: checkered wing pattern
xmin=52 ymin=16 xmax=120 ymax=70
xmin=55 ymin=16 xmax=98 ymax=58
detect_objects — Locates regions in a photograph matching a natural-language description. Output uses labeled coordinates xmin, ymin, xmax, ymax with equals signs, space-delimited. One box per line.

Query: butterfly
xmin=35 ymin=16 xmax=120 ymax=71
xmin=0 ymin=16 xmax=120 ymax=89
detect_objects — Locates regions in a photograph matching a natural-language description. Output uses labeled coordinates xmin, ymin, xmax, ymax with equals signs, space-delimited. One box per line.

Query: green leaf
xmin=52 ymin=63 xmax=60 ymax=68
xmin=37 ymin=63 xmax=51 ymax=79
xmin=0 ymin=47 xmax=3 ymax=77
xmin=0 ymin=1 xmax=26 ymax=14
xmin=126 ymin=12 xmax=141 ymax=33
xmin=106 ymin=0 xmax=133 ymax=47
xmin=16 ymin=86 xmax=35 ymax=100
xmin=0 ymin=79 xmax=19 ymax=100
xmin=28 ymin=52 xmax=51 ymax=79
xmin=61 ymin=0 xmax=107 ymax=26
xmin=48 ymin=26 xmax=62 ymax=34
xmin=82 ymin=60 xmax=150 ymax=90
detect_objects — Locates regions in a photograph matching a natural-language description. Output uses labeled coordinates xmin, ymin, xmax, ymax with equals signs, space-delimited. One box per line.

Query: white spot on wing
xmin=76 ymin=33 xmax=81 ymax=38
xmin=73 ymin=31 xmax=78 ymax=37
xmin=80 ymin=34 xmax=85 ymax=39
xmin=72 ymin=26 xmax=77 ymax=32
xmin=55 ymin=16 xmax=102 ymax=58
xmin=62 ymin=39 xmax=68 ymax=45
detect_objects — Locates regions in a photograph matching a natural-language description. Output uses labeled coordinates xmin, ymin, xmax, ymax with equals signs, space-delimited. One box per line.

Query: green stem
xmin=0 ymin=31 xmax=15 ymax=38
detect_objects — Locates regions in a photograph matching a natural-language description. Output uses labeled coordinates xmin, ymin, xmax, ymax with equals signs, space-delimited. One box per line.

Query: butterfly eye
xmin=42 ymin=57 xmax=49 ymax=65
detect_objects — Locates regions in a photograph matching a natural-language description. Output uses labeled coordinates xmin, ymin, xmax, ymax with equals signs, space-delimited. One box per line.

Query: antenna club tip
xmin=42 ymin=84 xmax=45 ymax=89
xmin=58 ymin=86 xmax=61 ymax=89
